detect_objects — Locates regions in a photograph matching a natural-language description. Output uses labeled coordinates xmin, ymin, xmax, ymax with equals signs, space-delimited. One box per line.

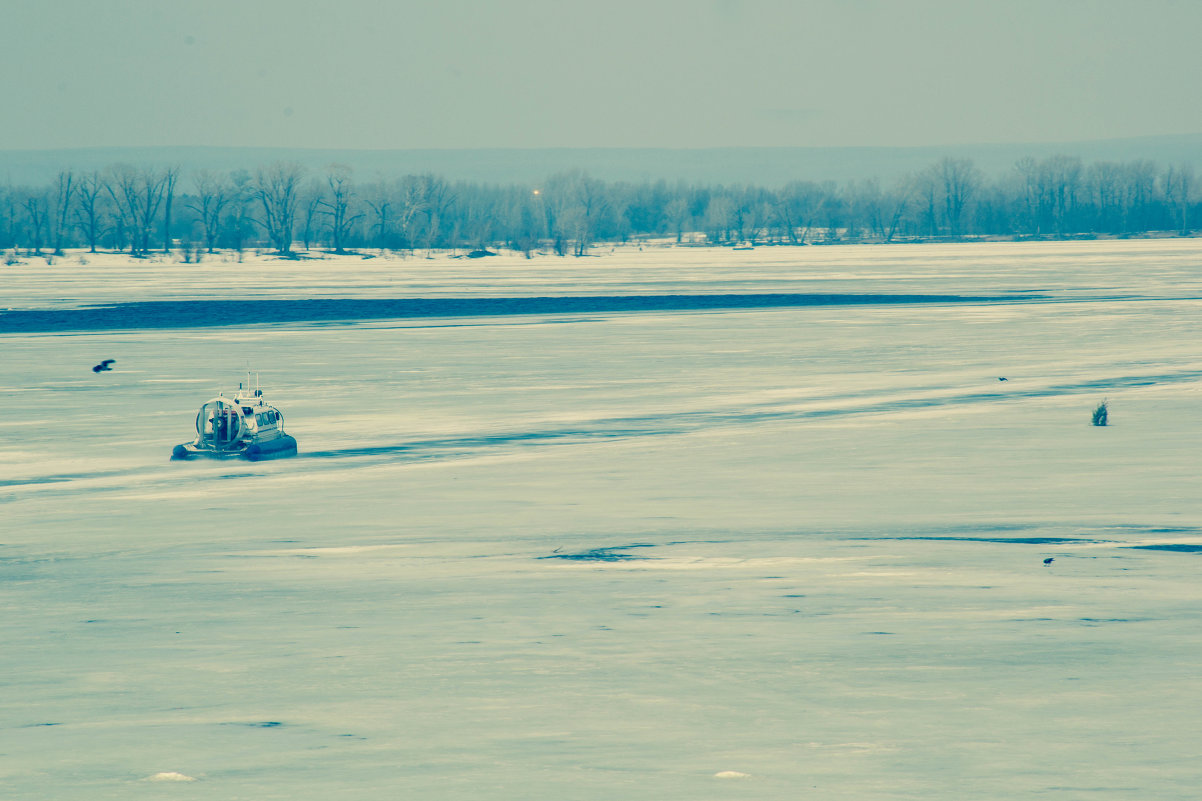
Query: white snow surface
xmin=3 ymin=239 xmax=1202 ymax=799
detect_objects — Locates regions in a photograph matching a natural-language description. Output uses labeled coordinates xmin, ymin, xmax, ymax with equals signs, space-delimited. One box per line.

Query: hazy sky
xmin=5 ymin=0 xmax=1202 ymax=150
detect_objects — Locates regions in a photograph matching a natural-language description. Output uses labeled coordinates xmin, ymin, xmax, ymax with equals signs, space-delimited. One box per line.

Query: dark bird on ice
xmin=998 ymin=377 xmax=1008 ymax=381
xmin=92 ymin=359 xmax=115 ymax=373
xmin=1043 ymin=557 xmax=1054 ymax=565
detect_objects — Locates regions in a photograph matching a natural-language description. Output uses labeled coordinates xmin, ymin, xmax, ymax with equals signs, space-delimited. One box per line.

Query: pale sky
xmin=4 ymin=0 xmax=1201 ymax=150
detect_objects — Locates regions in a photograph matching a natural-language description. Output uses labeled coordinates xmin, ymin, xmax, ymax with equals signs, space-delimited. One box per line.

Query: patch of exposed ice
xmin=143 ymin=771 xmax=197 ymax=782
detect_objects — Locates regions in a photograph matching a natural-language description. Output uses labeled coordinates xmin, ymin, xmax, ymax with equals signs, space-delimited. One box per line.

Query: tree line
xmin=1 ymin=155 xmax=1197 ymax=259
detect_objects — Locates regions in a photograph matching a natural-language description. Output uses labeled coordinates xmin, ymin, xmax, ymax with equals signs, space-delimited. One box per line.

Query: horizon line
xmin=3 ymin=132 xmax=1202 ymax=155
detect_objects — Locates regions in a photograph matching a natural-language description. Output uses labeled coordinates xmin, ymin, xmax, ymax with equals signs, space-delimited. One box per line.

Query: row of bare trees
xmin=0 ymin=156 xmax=1197 ymax=258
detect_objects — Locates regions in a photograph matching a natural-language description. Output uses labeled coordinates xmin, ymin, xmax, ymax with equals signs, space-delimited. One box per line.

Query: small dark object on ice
xmin=466 ymin=249 xmax=496 ymax=258
xmin=1043 ymin=557 xmax=1055 ymax=565
xmin=1092 ymin=400 xmax=1108 ymax=426
xmin=998 ymin=377 xmax=1007 ymax=381
xmin=92 ymin=359 xmax=115 ymax=373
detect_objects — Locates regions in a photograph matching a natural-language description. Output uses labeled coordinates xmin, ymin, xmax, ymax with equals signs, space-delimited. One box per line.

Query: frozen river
xmin=3 ymin=239 xmax=1202 ymax=799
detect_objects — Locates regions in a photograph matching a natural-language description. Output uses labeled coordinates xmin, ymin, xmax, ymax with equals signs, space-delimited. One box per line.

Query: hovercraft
xmin=171 ymin=380 xmax=297 ymax=461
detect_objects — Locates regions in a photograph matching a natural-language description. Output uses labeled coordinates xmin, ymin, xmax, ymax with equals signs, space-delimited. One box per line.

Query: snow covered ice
xmin=3 ymin=239 xmax=1202 ymax=799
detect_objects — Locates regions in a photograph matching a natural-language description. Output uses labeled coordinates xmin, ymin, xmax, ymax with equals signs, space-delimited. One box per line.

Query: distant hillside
xmin=1 ymin=135 xmax=1200 ymax=187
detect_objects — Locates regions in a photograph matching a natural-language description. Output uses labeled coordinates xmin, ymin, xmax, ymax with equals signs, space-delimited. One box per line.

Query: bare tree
xmin=105 ymin=165 xmax=168 ymax=255
xmin=734 ymin=187 xmax=772 ymax=244
xmin=664 ymin=196 xmax=690 ymax=243
xmin=1015 ymin=156 xmax=1082 ymax=238
xmin=0 ymin=184 xmax=12 ymax=249
xmin=48 ymin=170 xmax=75 ymax=255
xmin=882 ymin=177 xmax=914 ymax=243
xmin=225 ymin=169 xmax=256 ymax=255
xmin=542 ymin=171 xmax=610 ymax=256
xmin=505 ymin=187 xmax=544 ymax=257
xmin=1013 ymin=157 xmax=1044 ymax=236
xmin=188 ymin=170 xmax=232 ymax=253
xmin=414 ymin=175 xmax=456 ymax=253
xmin=252 ymin=161 xmax=306 ymax=254
xmin=459 ymin=184 xmax=496 ymax=250
xmin=74 ymin=170 xmax=106 ymax=253
xmin=844 ymin=179 xmax=881 ymax=241
xmin=161 ymin=166 xmax=180 ymax=253
xmin=364 ymin=182 xmax=394 ymax=249
xmin=937 ymin=157 xmax=981 ymax=238
xmin=1044 ymin=156 xmax=1082 ymax=237
xmin=319 ymin=164 xmax=362 ymax=254
xmin=911 ymin=167 xmax=941 ymax=238
xmin=22 ymin=189 xmax=48 ymax=255
xmin=819 ymin=186 xmax=846 ymax=242
xmin=701 ymin=195 xmax=734 ymax=244
xmin=775 ymin=182 xmax=823 ymax=244
xmin=1163 ymin=163 xmax=1195 ymax=235
xmin=1119 ymin=160 xmax=1157 ymax=234
xmin=299 ymin=178 xmax=325 ymax=251
xmin=103 ymin=165 xmax=137 ymax=253
xmin=1086 ymin=161 xmax=1124 ymax=234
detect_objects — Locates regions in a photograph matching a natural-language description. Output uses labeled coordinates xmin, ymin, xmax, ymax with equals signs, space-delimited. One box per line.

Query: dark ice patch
xmin=875 ymin=536 xmax=1105 ymax=545
xmin=302 ymin=427 xmax=641 ymax=461
xmin=540 ymin=544 xmax=657 ymax=562
xmin=1104 ymin=524 xmax=1202 ymax=535
xmin=1127 ymin=543 xmax=1202 ymax=553
xmin=0 ymin=475 xmax=74 ymax=488
xmin=1079 ymin=618 xmax=1144 ymax=624
xmin=0 ymin=293 xmax=1023 ymax=333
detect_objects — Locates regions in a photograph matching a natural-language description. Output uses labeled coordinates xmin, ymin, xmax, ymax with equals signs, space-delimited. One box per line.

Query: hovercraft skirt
xmin=171 ymin=435 xmax=297 ymax=461
xmin=244 ymin=435 xmax=298 ymax=461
